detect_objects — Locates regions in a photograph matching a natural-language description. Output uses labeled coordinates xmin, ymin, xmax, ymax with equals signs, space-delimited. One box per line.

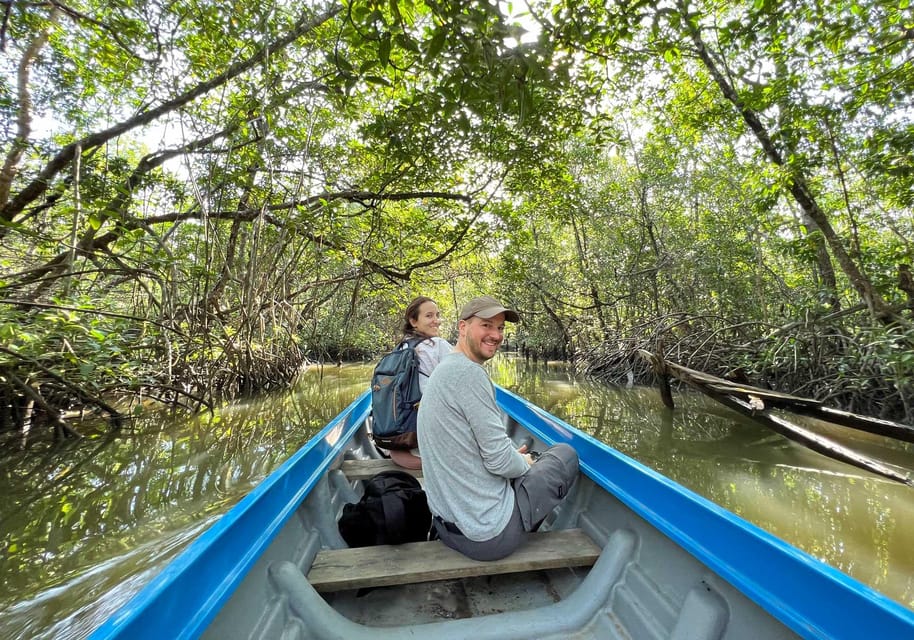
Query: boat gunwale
xmin=88 ymin=390 xmax=373 ymax=640
xmin=495 ymin=385 xmax=914 ymax=640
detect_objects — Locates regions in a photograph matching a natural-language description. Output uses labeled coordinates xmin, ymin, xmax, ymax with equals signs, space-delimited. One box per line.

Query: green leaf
xmin=364 ymin=75 xmax=392 ymax=87
xmin=394 ymin=32 xmax=418 ymax=54
xmin=379 ymin=32 xmax=391 ymax=67
xmin=426 ymin=28 xmax=447 ymax=62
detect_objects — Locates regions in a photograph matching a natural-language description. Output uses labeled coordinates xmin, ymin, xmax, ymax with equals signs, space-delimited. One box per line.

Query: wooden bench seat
xmin=307 ymin=528 xmax=600 ymax=592
xmin=339 ymin=457 xmax=423 ymax=481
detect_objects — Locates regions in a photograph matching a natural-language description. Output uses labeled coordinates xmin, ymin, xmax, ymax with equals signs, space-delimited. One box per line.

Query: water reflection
xmin=0 ymin=357 xmax=912 ymax=640
xmin=0 ymin=364 xmax=367 ymax=640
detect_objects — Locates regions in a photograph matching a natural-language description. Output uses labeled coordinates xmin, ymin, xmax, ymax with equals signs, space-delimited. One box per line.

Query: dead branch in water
xmin=578 ymin=310 xmax=914 ymax=424
xmin=637 ymin=351 xmax=914 ymax=487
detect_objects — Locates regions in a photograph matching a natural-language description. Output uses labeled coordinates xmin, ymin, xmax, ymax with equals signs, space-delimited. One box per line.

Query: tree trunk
xmin=0 ymin=9 xmax=59 ymax=207
xmin=681 ymin=5 xmax=892 ymax=320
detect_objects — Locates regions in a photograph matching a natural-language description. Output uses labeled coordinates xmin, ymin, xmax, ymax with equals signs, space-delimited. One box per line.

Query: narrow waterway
xmin=1 ymin=357 xmax=912 ymax=639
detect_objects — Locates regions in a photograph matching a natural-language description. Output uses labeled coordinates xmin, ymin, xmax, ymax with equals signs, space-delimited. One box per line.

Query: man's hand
xmin=518 ymin=444 xmax=535 ymax=465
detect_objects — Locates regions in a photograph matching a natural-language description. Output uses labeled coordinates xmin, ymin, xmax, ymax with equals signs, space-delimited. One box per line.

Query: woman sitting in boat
xmin=387 ymin=296 xmax=453 ymax=470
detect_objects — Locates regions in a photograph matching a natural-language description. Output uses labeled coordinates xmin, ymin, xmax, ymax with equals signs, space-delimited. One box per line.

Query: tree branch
xmin=5 ymin=368 xmax=82 ymax=439
xmin=0 ymin=298 xmax=185 ymax=335
xmin=0 ymin=4 xmax=342 ymax=228
xmin=0 ymin=345 xmax=124 ymax=427
xmin=48 ymin=0 xmax=159 ymax=63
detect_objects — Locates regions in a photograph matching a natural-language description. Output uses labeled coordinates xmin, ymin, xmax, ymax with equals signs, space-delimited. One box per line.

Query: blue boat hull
xmin=88 ymin=387 xmax=914 ymax=639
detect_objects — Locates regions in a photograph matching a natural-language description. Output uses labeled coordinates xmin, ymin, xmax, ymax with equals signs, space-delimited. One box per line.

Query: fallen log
xmin=637 ymin=351 xmax=914 ymax=487
xmin=705 ymin=389 xmax=912 ymax=487
xmin=788 ymin=404 xmax=914 ymax=444
xmin=638 ymin=351 xmax=914 ymax=443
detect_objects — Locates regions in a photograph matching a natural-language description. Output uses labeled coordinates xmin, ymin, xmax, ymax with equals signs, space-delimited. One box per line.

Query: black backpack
xmin=370 ymin=337 xmax=425 ymax=450
xmin=338 ymin=471 xmax=432 ymax=547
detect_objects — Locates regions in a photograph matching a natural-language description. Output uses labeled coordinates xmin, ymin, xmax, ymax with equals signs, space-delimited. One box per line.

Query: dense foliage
xmin=1 ymin=0 xmax=912 ymax=439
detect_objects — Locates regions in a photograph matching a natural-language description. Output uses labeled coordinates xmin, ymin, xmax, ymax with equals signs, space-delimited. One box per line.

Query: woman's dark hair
xmin=402 ymin=296 xmax=436 ymax=337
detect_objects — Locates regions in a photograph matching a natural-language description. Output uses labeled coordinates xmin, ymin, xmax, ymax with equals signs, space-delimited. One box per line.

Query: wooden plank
xmin=307 ymin=528 xmax=600 ymax=592
xmin=338 ymin=458 xmax=423 ymax=481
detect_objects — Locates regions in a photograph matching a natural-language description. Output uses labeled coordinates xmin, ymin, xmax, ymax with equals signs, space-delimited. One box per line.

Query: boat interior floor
xmin=328 ymin=567 xmax=590 ymax=628
xmin=268 ymin=527 xmax=641 ymax=640
xmin=204 ymin=456 xmax=799 ymax=640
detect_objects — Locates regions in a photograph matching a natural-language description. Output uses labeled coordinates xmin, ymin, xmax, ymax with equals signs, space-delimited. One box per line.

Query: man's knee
xmin=542 ymin=443 xmax=579 ymax=487
xmin=545 ymin=442 xmax=577 ymax=462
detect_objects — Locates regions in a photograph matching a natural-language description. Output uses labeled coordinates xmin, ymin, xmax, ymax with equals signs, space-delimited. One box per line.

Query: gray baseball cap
xmin=459 ymin=295 xmax=520 ymax=322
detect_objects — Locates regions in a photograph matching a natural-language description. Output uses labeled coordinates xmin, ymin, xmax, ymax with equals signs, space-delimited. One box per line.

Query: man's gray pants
xmin=434 ymin=443 xmax=579 ymax=561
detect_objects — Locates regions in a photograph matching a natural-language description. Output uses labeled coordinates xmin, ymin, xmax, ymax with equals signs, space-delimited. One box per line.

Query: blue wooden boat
xmin=89 ymin=387 xmax=914 ymax=640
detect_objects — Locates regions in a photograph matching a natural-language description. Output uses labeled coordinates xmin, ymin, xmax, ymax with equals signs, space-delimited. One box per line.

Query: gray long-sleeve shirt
xmin=417 ymin=352 xmax=530 ymax=541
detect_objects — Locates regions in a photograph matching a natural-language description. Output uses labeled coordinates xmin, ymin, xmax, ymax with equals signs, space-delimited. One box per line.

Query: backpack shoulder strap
xmin=402 ymin=336 xmax=431 ymax=377
xmin=380 ymin=490 xmax=409 ymax=542
xmin=401 ymin=336 xmax=426 ymax=349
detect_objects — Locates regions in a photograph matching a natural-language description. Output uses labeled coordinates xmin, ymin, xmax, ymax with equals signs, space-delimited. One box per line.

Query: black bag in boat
xmin=338 ymin=470 xmax=432 ymax=547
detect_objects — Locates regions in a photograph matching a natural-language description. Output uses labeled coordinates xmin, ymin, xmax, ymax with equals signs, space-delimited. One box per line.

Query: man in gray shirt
xmin=417 ymin=295 xmax=579 ymax=561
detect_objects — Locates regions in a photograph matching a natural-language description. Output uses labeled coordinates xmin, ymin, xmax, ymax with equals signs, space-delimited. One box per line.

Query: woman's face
xmin=410 ymin=300 xmax=442 ymax=337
